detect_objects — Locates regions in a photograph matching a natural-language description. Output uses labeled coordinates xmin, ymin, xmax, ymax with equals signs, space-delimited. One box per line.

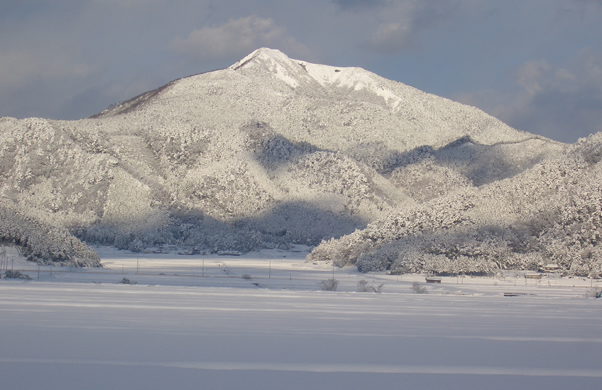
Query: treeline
xmin=0 ymin=199 xmax=100 ymax=266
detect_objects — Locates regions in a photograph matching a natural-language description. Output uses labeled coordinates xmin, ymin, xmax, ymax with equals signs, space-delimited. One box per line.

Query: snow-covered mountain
xmin=1 ymin=48 xmax=580 ymax=269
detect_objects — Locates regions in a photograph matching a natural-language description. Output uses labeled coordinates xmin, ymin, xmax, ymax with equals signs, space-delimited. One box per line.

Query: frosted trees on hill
xmin=0 ymin=199 xmax=99 ymax=266
xmin=309 ymin=133 xmax=602 ymax=277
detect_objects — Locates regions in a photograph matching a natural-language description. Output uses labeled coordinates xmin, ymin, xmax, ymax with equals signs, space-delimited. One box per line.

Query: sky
xmin=1 ymin=0 xmax=601 ymax=143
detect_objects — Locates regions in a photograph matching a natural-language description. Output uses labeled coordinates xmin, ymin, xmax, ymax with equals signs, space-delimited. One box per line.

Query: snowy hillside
xmin=0 ymin=48 xmax=567 ymax=266
xmin=309 ymin=133 xmax=602 ymax=277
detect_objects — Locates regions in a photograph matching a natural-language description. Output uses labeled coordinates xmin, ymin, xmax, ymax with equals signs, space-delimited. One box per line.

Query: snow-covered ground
xmin=1 ymin=246 xmax=601 ymax=389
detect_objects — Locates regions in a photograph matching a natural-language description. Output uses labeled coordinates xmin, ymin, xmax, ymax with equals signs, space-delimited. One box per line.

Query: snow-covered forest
xmin=309 ymin=133 xmax=602 ymax=277
xmin=1 ymin=48 xmax=599 ymax=275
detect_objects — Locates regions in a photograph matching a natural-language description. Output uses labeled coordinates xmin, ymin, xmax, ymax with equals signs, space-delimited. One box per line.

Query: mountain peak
xmin=229 ymin=47 xmax=293 ymax=70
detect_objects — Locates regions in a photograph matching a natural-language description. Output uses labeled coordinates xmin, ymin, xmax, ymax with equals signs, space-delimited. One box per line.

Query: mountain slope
xmin=308 ymin=133 xmax=602 ymax=276
xmin=0 ymin=48 xmax=564 ymax=264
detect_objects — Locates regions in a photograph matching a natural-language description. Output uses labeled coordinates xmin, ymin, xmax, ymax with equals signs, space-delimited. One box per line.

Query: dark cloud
xmin=0 ymin=0 xmax=80 ymax=20
xmin=509 ymin=54 xmax=602 ymax=142
xmin=362 ymin=0 xmax=461 ymax=53
xmin=512 ymin=87 xmax=602 ymax=142
xmin=333 ymin=0 xmax=387 ymax=10
xmin=455 ymin=52 xmax=602 ymax=143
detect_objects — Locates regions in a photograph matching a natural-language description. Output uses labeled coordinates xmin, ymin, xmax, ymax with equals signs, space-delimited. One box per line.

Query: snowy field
xmin=1 ymin=245 xmax=601 ymax=390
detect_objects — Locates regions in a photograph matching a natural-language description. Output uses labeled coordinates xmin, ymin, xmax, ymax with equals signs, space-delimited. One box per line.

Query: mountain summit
xmin=4 ymin=48 xmax=589 ymax=274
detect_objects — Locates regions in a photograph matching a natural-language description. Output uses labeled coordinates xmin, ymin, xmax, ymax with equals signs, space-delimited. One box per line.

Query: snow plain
xmin=1 ymin=246 xmax=601 ymax=390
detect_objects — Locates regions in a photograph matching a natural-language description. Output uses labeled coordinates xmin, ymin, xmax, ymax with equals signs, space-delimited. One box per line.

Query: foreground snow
xmin=1 ymin=247 xmax=601 ymax=390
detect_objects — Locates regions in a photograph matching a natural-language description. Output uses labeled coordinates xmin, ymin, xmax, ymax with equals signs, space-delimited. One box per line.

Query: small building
xmin=541 ymin=264 xmax=560 ymax=272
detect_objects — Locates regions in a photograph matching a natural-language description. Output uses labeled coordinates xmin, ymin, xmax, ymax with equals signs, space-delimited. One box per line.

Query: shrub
xmin=128 ymin=239 xmax=145 ymax=253
xmin=319 ymin=278 xmax=339 ymax=291
xmin=3 ymin=270 xmax=32 ymax=280
xmin=357 ymin=279 xmax=371 ymax=292
xmin=411 ymin=281 xmax=428 ymax=294
xmin=357 ymin=279 xmax=384 ymax=293
xmin=241 ymin=273 xmax=252 ymax=279
xmin=119 ymin=277 xmax=137 ymax=285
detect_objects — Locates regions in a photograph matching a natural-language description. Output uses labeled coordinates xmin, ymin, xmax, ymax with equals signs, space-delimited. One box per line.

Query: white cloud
xmin=368 ymin=20 xmax=413 ymax=51
xmin=356 ymin=0 xmax=462 ymax=53
xmin=514 ymin=60 xmax=553 ymax=96
xmin=170 ymin=15 xmax=312 ymax=62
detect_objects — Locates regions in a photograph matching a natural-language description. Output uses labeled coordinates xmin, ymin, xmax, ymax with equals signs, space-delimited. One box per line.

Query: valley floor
xmin=1 ymin=246 xmax=601 ymax=390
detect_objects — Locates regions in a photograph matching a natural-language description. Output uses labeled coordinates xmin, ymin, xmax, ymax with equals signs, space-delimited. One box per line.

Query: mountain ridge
xmin=94 ymin=48 xmax=545 ymax=149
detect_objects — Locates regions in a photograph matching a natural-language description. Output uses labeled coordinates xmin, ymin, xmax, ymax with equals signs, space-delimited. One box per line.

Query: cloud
xmin=333 ymin=0 xmax=387 ymax=10
xmin=513 ymin=60 xmax=554 ymax=95
xmin=170 ymin=15 xmax=312 ymax=62
xmin=0 ymin=45 xmax=98 ymax=118
xmin=356 ymin=0 xmax=461 ymax=53
xmin=455 ymin=50 xmax=602 ymax=143
xmin=0 ymin=49 xmax=92 ymax=89
xmin=1 ymin=0 xmax=599 ymax=131
xmin=367 ymin=20 xmax=413 ymax=51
